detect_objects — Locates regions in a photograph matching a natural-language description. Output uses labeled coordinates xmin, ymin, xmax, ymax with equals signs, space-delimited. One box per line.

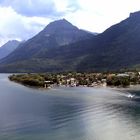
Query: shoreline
xmin=9 ymin=77 xmax=140 ymax=91
xmin=8 ymin=73 xmax=140 ymax=91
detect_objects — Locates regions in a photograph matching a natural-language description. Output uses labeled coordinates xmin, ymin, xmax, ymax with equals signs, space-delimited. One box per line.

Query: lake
xmin=0 ymin=74 xmax=140 ymax=140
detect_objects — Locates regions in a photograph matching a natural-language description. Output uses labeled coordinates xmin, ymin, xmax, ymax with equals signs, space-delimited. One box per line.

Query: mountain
xmin=1 ymin=12 xmax=140 ymax=72
xmin=0 ymin=19 xmax=94 ymax=65
xmin=0 ymin=19 xmax=95 ymax=72
xmin=78 ymin=11 xmax=140 ymax=71
xmin=0 ymin=40 xmax=20 ymax=59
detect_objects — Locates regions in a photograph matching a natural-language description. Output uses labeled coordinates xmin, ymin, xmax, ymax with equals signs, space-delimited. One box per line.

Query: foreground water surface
xmin=0 ymin=74 xmax=140 ymax=140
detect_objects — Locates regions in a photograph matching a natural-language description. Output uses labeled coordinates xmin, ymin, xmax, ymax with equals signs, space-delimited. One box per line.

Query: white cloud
xmin=0 ymin=6 xmax=52 ymax=46
xmin=0 ymin=0 xmax=79 ymax=18
xmin=66 ymin=0 xmax=140 ymax=32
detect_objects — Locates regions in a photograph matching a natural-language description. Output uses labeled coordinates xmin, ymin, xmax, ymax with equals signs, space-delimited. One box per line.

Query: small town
xmin=9 ymin=71 xmax=140 ymax=88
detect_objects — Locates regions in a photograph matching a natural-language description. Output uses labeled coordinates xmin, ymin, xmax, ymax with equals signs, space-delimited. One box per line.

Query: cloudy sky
xmin=0 ymin=0 xmax=140 ymax=46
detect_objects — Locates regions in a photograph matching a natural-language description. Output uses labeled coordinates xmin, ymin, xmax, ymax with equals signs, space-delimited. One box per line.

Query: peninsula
xmin=9 ymin=71 xmax=140 ymax=89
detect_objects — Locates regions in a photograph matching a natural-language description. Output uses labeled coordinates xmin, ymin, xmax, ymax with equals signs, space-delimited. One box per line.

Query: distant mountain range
xmin=1 ymin=11 xmax=140 ymax=72
xmin=0 ymin=40 xmax=20 ymax=59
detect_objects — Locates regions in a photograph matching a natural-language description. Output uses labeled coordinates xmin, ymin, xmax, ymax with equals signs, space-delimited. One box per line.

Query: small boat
xmin=127 ymin=94 xmax=135 ymax=98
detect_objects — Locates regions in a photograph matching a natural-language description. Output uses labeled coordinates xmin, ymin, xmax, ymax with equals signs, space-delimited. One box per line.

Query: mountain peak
xmin=43 ymin=19 xmax=78 ymax=34
xmin=3 ymin=40 xmax=20 ymax=46
xmin=48 ymin=18 xmax=74 ymax=26
xmin=37 ymin=18 xmax=93 ymax=46
xmin=6 ymin=40 xmax=20 ymax=44
xmin=54 ymin=18 xmax=70 ymax=23
xmin=0 ymin=40 xmax=20 ymax=59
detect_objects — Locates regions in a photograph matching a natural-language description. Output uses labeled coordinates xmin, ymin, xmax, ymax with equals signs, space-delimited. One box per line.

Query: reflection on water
xmin=0 ymin=74 xmax=140 ymax=140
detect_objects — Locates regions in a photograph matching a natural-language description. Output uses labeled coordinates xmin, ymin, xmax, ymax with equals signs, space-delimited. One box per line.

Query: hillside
xmin=0 ymin=40 xmax=20 ymax=59
xmin=77 ymin=11 xmax=140 ymax=71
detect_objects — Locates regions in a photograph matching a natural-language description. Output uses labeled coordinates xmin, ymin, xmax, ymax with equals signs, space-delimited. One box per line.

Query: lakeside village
xmin=9 ymin=71 xmax=140 ymax=89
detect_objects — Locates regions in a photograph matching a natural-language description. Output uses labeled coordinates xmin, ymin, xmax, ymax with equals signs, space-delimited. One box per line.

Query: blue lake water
xmin=0 ymin=74 xmax=140 ymax=140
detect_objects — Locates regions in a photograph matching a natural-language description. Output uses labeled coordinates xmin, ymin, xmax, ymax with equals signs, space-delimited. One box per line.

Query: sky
xmin=0 ymin=0 xmax=140 ymax=46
